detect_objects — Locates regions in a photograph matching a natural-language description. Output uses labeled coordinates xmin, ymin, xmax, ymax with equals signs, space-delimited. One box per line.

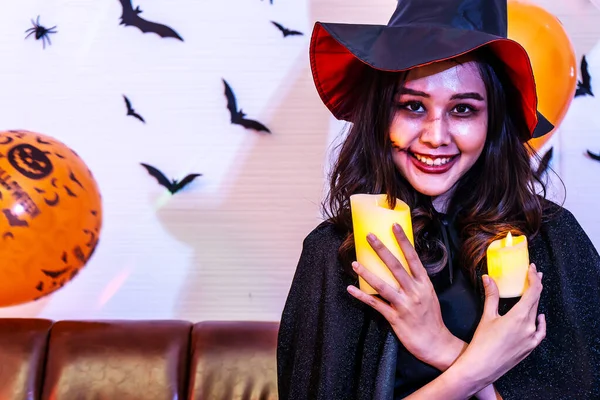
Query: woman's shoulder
xmin=536 ymin=197 xmax=599 ymax=260
xmin=301 ymin=220 xmax=347 ymax=250
xmin=291 ymin=221 xmax=355 ymax=293
xmin=538 ymin=197 xmax=583 ymax=232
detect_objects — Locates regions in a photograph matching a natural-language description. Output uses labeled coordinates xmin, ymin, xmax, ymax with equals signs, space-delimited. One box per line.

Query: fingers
xmin=392 ymin=223 xmax=428 ymax=281
xmin=527 ymin=271 xmax=543 ymax=321
xmin=482 ymin=274 xmax=500 ymax=318
xmin=533 ymin=314 xmax=547 ymax=344
xmin=366 ymin=233 xmax=415 ymax=291
xmin=521 ymin=264 xmax=544 ymax=311
xmin=351 ymin=261 xmax=402 ymax=304
xmin=347 ymin=282 xmax=397 ymax=322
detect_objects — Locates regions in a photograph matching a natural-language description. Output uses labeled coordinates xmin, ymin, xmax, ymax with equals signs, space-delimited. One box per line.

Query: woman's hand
xmin=403 ymin=265 xmax=545 ymax=399
xmin=347 ymin=223 xmax=464 ymax=371
xmin=348 ymin=223 xmax=504 ymax=399
xmin=449 ymin=264 xmax=546 ymax=390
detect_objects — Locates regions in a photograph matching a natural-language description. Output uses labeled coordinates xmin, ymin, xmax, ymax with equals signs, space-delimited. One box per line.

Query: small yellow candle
xmin=350 ymin=193 xmax=414 ymax=295
xmin=486 ymin=232 xmax=530 ymax=298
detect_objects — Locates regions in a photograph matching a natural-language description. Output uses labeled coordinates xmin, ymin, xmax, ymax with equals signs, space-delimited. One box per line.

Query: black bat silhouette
xmin=118 ymin=0 xmax=183 ymax=41
xmin=123 ymin=95 xmax=145 ymax=123
xmin=37 ymin=136 xmax=52 ymax=145
xmin=575 ymin=55 xmax=594 ymax=98
xmin=2 ymin=209 xmax=28 ymax=227
xmin=140 ymin=163 xmax=202 ymax=194
xmin=271 ymin=21 xmax=304 ymax=37
xmin=41 ymin=267 xmax=70 ymax=279
xmin=222 ymin=79 xmax=271 ymax=133
xmin=587 ymin=149 xmax=600 ymax=161
xmin=533 ymin=147 xmax=553 ymax=181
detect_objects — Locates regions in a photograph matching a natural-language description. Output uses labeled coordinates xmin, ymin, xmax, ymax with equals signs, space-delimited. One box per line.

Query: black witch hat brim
xmin=310 ymin=22 xmax=553 ymax=139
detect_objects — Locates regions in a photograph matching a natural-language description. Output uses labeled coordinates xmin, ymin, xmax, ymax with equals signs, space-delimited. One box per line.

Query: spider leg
xmin=25 ymin=29 xmax=35 ymax=37
xmin=46 ymin=35 xmax=52 ymax=46
xmin=36 ymin=15 xmax=41 ymax=25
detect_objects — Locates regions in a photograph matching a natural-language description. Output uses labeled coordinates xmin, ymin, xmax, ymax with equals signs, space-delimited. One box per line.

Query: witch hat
xmin=309 ymin=0 xmax=553 ymax=139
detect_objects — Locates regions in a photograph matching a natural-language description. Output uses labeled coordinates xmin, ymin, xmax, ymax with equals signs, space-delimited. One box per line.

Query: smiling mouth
xmin=410 ymin=152 xmax=459 ymax=167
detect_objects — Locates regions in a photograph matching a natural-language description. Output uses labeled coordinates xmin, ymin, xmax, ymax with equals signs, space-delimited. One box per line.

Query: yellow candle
xmin=486 ymin=232 xmax=530 ymax=298
xmin=350 ymin=194 xmax=414 ymax=295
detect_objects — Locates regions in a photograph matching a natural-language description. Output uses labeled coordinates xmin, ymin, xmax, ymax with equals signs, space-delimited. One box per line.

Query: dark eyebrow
xmin=450 ymin=92 xmax=485 ymax=101
xmin=397 ymin=88 xmax=430 ymax=97
xmin=397 ymin=88 xmax=485 ymax=102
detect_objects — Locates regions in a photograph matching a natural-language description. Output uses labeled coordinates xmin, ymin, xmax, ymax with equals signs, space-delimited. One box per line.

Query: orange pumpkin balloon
xmin=0 ymin=130 xmax=102 ymax=307
xmin=507 ymin=0 xmax=577 ymax=151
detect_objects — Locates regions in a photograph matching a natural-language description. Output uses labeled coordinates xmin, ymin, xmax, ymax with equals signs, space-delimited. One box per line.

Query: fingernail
xmin=367 ymin=233 xmax=376 ymax=242
xmin=393 ymin=223 xmax=401 ymax=232
xmin=352 ymin=261 xmax=359 ymax=271
xmin=538 ymin=272 xmax=543 ymax=279
xmin=482 ymin=275 xmax=490 ymax=286
xmin=531 ymin=263 xmax=537 ymax=271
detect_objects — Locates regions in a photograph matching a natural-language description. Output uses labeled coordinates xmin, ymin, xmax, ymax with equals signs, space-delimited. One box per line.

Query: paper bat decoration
xmin=123 ymin=95 xmax=145 ymax=123
xmin=575 ymin=55 xmax=594 ymax=98
xmin=118 ymin=0 xmax=183 ymax=41
xmin=271 ymin=21 xmax=304 ymax=37
xmin=222 ymin=79 xmax=271 ymax=133
xmin=140 ymin=163 xmax=202 ymax=194
xmin=533 ymin=147 xmax=553 ymax=181
xmin=587 ymin=149 xmax=600 ymax=161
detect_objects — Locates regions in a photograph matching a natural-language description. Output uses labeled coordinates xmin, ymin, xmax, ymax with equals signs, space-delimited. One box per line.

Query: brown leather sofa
xmin=0 ymin=318 xmax=279 ymax=399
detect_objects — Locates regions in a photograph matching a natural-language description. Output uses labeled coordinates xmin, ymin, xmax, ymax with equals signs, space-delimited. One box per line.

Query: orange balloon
xmin=507 ymin=0 xmax=577 ymax=151
xmin=0 ymin=130 xmax=102 ymax=307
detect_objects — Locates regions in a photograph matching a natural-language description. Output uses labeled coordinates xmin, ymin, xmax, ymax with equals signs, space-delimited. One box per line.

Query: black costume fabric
xmin=394 ymin=211 xmax=482 ymax=398
xmin=277 ymin=200 xmax=600 ymax=399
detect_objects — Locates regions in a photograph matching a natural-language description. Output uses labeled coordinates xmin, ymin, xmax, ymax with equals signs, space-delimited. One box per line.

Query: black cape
xmin=277 ymin=201 xmax=600 ymax=399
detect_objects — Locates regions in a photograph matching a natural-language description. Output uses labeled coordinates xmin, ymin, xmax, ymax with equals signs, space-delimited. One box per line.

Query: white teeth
xmin=414 ymin=154 xmax=452 ymax=166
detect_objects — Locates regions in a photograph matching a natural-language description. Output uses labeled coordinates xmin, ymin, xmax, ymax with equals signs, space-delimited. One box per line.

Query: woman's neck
xmin=431 ymin=187 xmax=456 ymax=214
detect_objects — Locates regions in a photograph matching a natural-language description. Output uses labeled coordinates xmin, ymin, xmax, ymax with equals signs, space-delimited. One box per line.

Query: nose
xmin=420 ymin=115 xmax=451 ymax=148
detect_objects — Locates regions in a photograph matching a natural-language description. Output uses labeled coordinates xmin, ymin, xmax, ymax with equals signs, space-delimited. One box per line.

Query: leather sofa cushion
xmin=188 ymin=321 xmax=279 ymax=400
xmin=41 ymin=320 xmax=192 ymax=400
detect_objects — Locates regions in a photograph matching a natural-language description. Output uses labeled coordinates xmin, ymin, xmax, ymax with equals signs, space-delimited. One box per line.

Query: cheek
xmin=389 ymin=116 xmax=420 ymax=147
xmin=452 ymin=119 xmax=487 ymax=154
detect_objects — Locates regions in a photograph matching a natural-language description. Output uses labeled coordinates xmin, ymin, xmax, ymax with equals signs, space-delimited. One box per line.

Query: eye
xmin=452 ymin=104 xmax=477 ymax=115
xmin=398 ymin=101 xmax=425 ymax=113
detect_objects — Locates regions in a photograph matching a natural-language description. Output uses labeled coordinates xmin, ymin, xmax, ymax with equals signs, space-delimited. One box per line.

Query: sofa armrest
xmin=0 ymin=318 xmax=53 ymax=400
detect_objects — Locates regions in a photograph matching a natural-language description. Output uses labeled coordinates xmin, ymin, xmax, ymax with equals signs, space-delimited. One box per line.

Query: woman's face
xmin=389 ymin=59 xmax=488 ymax=197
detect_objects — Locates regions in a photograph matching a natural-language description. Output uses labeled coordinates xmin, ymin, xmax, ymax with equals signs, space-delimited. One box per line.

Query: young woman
xmin=277 ymin=0 xmax=600 ymax=399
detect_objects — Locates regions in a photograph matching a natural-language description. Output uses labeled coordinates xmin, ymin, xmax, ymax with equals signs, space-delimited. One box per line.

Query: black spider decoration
xmin=25 ymin=16 xmax=57 ymax=49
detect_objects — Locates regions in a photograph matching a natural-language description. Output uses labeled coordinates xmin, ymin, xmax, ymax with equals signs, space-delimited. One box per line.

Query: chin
xmin=406 ymin=173 xmax=457 ymax=197
xmin=412 ymin=184 xmax=451 ymax=197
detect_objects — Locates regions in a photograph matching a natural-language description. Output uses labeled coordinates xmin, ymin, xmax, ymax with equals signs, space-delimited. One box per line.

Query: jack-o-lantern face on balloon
xmin=8 ymin=144 xmax=53 ymax=180
xmin=0 ymin=130 xmax=103 ymax=307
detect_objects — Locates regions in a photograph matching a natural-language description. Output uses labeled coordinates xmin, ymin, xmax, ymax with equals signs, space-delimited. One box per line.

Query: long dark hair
xmin=322 ymin=47 xmax=554 ymax=282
